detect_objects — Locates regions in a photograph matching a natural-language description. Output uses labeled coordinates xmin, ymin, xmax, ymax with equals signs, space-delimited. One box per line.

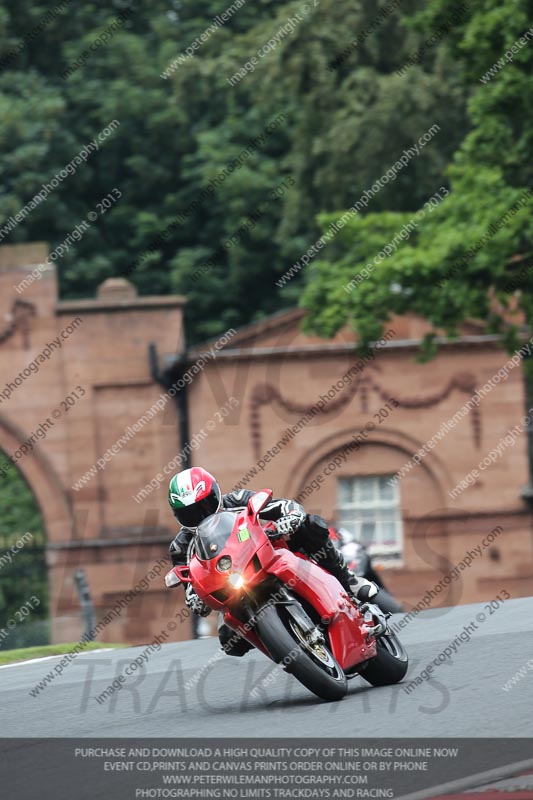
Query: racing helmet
xmin=168 ymin=467 xmax=222 ymax=529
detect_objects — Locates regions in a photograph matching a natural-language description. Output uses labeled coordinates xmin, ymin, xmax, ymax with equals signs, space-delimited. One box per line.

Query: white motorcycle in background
xmin=331 ymin=526 xmax=404 ymax=615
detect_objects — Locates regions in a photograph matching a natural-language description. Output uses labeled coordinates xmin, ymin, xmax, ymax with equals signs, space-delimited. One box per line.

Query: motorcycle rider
xmin=168 ymin=467 xmax=378 ymax=656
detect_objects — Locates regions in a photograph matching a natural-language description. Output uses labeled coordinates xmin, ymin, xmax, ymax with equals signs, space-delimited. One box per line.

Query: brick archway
xmin=285 ymin=424 xmax=454 ymax=509
xmin=0 ymin=414 xmax=72 ymax=543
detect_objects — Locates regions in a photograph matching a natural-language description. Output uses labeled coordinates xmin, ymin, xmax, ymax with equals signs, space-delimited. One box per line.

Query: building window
xmin=337 ymin=475 xmax=403 ymax=561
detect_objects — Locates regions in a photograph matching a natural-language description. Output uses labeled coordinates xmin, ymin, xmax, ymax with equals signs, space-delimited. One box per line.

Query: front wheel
xmin=254 ymin=604 xmax=347 ymax=701
xmin=360 ymin=630 xmax=408 ymax=686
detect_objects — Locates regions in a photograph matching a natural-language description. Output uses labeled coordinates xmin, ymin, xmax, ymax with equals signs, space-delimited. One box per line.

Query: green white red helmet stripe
xmin=168 ymin=468 xmax=215 ymax=508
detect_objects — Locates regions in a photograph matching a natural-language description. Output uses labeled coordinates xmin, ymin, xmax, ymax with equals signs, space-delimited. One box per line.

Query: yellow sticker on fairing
xmin=237 ymin=527 xmax=251 ymax=542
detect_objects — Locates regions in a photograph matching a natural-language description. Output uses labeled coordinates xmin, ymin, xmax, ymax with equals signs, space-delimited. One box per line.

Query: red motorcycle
xmin=165 ymin=490 xmax=408 ymax=701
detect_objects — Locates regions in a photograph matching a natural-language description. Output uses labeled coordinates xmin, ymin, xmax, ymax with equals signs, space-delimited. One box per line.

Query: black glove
xmin=185 ymin=584 xmax=211 ymax=617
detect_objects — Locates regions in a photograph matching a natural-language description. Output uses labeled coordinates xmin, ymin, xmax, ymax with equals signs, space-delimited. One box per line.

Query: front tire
xmin=360 ymin=630 xmax=408 ymax=686
xmin=254 ymin=604 xmax=347 ymax=701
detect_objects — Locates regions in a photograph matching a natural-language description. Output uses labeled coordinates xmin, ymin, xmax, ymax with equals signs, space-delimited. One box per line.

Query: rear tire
xmin=254 ymin=604 xmax=347 ymax=701
xmin=360 ymin=630 xmax=408 ymax=686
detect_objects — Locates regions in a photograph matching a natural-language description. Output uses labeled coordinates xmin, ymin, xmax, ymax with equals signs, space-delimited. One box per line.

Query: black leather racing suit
xmin=169 ymin=489 xmax=354 ymax=656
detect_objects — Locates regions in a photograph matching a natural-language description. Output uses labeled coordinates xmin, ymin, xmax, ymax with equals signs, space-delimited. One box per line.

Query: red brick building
xmin=0 ymin=242 xmax=532 ymax=646
xmin=181 ymin=308 xmax=533 ymax=611
xmin=0 ymin=243 xmax=186 ymax=644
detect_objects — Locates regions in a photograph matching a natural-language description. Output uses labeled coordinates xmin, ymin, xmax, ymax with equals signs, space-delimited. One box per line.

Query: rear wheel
xmin=254 ymin=604 xmax=347 ymax=701
xmin=360 ymin=630 xmax=408 ymax=686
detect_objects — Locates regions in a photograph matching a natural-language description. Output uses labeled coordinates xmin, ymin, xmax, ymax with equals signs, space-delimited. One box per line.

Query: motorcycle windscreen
xmin=195 ymin=511 xmax=238 ymax=560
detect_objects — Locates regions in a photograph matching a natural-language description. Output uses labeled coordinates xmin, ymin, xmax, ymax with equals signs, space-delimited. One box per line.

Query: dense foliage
xmin=0 ymin=463 xmax=48 ymax=649
xmin=0 ymin=0 xmax=469 ymax=341
xmin=301 ymin=0 xmax=533 ymax=357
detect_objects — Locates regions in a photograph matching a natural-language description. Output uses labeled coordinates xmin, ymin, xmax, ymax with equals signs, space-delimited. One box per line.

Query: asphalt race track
xmin=1 ymin=597 xmax=532 ymax=738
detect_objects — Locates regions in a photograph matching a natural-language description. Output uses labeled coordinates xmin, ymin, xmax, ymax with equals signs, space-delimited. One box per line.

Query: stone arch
xmin=285 ymin=424 xmax=454 ymax=510
xmin=0 ymin=414 xmax=73 ymax=543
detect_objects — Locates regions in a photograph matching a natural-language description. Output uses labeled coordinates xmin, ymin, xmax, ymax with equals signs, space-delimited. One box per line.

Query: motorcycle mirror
xmin=247 ymin=489 xmax=273 ymax=518
xmin=165 ymin=566 xmax=190 ymax=587
xmin=165 ymin=569 xmax=181 ymax=588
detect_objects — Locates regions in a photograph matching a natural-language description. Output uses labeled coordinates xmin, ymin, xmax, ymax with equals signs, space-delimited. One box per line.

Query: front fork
xmin=227 ymin=582 xmax=326 ymax=651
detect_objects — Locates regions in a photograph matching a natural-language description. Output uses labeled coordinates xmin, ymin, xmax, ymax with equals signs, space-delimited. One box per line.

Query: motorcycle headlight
xmin=227 ymin=573 xmax=245 ymax=590
xmin=217 ymin=555 xmax=232 ymax=572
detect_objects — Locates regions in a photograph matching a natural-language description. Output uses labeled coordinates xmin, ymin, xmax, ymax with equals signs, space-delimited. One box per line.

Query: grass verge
xmin=0 ymin=642 xmax=125 ymax=666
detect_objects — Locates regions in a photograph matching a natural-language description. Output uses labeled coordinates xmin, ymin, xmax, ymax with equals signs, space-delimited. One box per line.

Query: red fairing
xmin=265 ymin=549 xmax=376 ymax=670
xmin=169 ymin=489 xmax=378 ymax=674
xmin=169 ymin=565 xmax=191 ymax=583
xmin=187 ymin=512 xmax=275 ymax=611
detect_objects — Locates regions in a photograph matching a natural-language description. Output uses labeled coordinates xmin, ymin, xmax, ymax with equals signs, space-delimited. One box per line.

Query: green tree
xmin=0 ymin=0 xmax=469 ymax=342
xmin=0 ymin=462 xmax=48 ymax=650
xmin=301 ymin=0 xmax=533 ymax=357
xmin=167 ymin=0 xmax=469 ymax=338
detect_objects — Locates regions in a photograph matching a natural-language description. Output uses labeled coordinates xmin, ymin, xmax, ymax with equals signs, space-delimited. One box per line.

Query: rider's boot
xmin=218 ymin=618 xmax=253 ymax=657
xmin=314 ymin=538 xmax=379 ymax=602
